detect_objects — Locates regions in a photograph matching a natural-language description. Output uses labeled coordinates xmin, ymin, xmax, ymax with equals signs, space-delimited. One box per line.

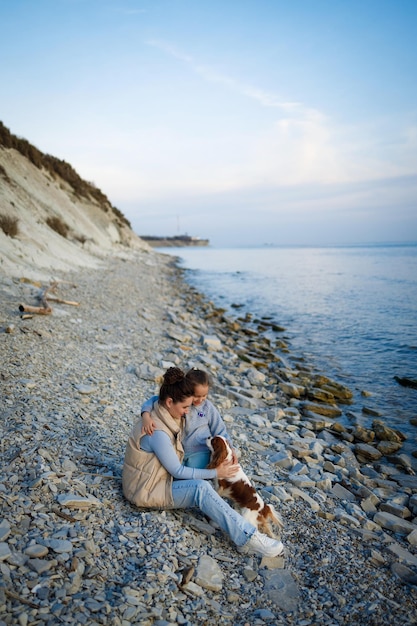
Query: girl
xmin=141 ymin=368 xmax=238 ymax=468
xmin=122 ymin=367 xmax=284 ymax=557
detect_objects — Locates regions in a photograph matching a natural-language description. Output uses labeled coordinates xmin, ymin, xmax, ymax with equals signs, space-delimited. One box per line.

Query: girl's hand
xmin=141 ymin=412 xmax=156 ymax=435
xmin=216 ymin=459 xmax=239 ymax=480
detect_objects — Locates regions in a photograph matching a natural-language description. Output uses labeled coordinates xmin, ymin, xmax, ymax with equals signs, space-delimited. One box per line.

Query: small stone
xmin=288 ymin=475 xmax=316 ymax=489
xmin=62 ymin=459 xmax=78 ymax=472
xmin=252 ymin=608 xmax=277 ymax=620
xmin=354 ymin=443 xmax=382 ymax=462
xmin=261 ymin=569 xmax=300 ymax=612
xmin=201 ymin=334 xmax=222 ymax=351
xmin=380 ymin=502 xmax=411 ymax=519
xmin=246 ymin=367 xmax=266 ymax=385
xmin=0 ymin=520 xmax=11 ymax=542
xmin=353 ymin=425 xmax=375 ymax=443
xmin=57 ymin=493 xmax=102 ymax=508
xmin=288 ymin=487 xmax=320 ymax=511
xmin=43 ymin=539 xmax=73 ymax=553
xmin=75 ymin=384 xmax=97 ymax=395
xmin=377 ymin=440 xmax=403 ymax=455
xmin=0 ymin=542 xmax=12 ymax=561
xmin=361 ymin=496 xmax=378 ymax=514
xmin=270 ymin=451 xmax=293 ymax=469
xmin=331 ymin=483 xmax=356 ymax=502
xmin=181 ymin=581 xmax=205 ymax=597
xmin=279 ymin=382 xmax=304 ymax=398
xmin=243 ymin=567 xmax=258 ymax=582
xmin=28 ymin=558 xmax=54 ymax=574
xmin=194 ymin=555 xmax=223 ymax=592
xmin=369 ymin=549 xmax=386 ymax=567
xmin=25 ymin=544 xmax=49 ymax=558
xmin=408 ymin=529 xmax=417 ymax=546
xmin=7 ymin=551 xmax=28 ymax=567
xmin=387 ymin=542 xmax=417 ymax=566
xmin=307 ymin=386 xmax=336 ymax=403
xmin=372 ymin=420 xmax=405 ymax=443
xmin=301 ymin=401 xmax=342 ymax=418
xmin=391 ymin=562 xmax=417 ymax=586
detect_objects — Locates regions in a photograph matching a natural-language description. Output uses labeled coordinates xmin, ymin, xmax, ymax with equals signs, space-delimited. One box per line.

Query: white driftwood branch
xmin=46 ymin=295 xmax=80 ymax=306
xmin=18 ymin=280 xmax=79 ymax=316
xmin=19 ymin=303 xmax=52 ymax=315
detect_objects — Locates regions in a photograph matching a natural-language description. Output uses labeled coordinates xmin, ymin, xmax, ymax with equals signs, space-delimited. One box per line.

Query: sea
xmin=159 ymin=243 xmax=417 ymax=455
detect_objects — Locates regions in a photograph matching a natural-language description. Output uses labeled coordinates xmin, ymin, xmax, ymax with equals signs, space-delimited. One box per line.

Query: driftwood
xmin=46 ymin=295 xmax=80 ymax=306
xmin=5 ymin=589 xmax=39 ymax=609
xmin=19 ymin=303 xmax=52 ymax=315
xmin=52 ymin=507 xmax=77 ymax=522
xmin=18 ymin=281 xmax=79 ymax=316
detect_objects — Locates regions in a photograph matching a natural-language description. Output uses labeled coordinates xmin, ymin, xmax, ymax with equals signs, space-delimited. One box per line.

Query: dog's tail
xmin=267 ymin=504 xmax=284 ymax=530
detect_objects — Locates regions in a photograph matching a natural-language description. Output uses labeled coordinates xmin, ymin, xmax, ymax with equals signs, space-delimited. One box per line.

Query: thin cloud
xmin=147 ymin=39 xmax=302 ymax=114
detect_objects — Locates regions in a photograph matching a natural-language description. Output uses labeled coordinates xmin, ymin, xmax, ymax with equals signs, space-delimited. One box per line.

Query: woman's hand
xmin=216 ymin=459 xmax=239 ymax=480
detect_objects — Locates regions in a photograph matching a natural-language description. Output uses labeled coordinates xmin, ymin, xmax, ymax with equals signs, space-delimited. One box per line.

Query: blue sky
xmin=1 ymin=0 xmax=417 ymax=247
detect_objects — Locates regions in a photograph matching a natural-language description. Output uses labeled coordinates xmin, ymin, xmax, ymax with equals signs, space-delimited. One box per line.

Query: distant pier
xmin=140 ymin=234 xmax=209 ymax=247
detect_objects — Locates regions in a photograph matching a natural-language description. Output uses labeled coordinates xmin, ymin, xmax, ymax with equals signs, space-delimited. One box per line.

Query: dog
xmin=207 ymin=435 xmax=283 ymax=538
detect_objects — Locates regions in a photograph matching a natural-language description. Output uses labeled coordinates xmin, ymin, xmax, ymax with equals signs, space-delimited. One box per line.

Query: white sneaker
xmin=238 ymin=531 xmax=285 ymax=558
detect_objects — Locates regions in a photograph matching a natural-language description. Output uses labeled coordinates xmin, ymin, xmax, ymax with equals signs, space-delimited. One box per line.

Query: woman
xmin=122 ymin=367 xmax=284 ymax=557
xmin=140 ymin=367 xmax=236 ymax=468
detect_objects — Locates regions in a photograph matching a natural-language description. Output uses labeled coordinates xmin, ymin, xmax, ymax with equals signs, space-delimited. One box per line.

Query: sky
xmin=1 ymin=0 xmax=417 ymax=247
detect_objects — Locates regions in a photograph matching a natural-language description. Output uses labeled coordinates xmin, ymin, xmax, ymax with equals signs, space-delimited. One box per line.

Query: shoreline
xmin=162 ymin=244 xmax=417 ymax=452
xmin=1 ymin=249 xmax=417 ymax=624
xmin=171 ymin=250 xmax=417 ymax=465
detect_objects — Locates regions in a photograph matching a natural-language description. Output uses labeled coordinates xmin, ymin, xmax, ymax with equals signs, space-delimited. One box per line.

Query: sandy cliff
xmin=0 ymin=136 xmax=149 ymax=280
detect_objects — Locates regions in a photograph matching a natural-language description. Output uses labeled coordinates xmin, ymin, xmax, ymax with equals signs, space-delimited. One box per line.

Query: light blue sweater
xmin=140 ymin=430 xmax=217 ymax=480
xmin=141 ymin=395 xmax=233 ymax=456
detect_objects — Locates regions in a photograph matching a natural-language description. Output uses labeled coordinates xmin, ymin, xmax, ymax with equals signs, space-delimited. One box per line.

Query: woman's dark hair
xmin=185 ymin=368 xmax=212 ymax=388
xmin=159 ymin=367 xmax=194 ymax=404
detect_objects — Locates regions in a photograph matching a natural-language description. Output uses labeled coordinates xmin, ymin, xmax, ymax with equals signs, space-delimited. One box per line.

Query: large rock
xmin=377 ymin=441 xmax=403 ymax=455
xmin=307 ymin=387 xmax=336 ymax=404
xmin=261 ymin=569 xmax=300 ymax=612
xmin=301 ymin=402 xmax=342 ymax=418
xmin=373 ymin=511 xmax=417 ymax=535
xmin=353 ymin=425 xmax=375 ymax=443
xmin=302 ymin=411 xmax=334 ymax=430
xmin=194 ymin=555 xmax=224 ymax=592
xmin=312 ymin=376 xmax=353 ymax=402
xmin=354 ymin=443 xmax=383 ymax=462
xmin=372 ymin=419 xmax=406 ymax=443
xmin=279 ymin=381 xmax=305 ymax=398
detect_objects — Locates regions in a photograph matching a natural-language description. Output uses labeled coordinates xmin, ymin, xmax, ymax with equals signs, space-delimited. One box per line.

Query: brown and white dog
xmin=207 ymin=435 xmax=283 ymax=538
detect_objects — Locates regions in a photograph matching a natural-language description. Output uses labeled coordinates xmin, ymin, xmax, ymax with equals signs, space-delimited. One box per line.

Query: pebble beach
xmin=1 ymin=247 xmax=417 ymax=626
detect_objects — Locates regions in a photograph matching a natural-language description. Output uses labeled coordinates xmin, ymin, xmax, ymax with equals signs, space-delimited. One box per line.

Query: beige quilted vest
xmin=122 ymin=401 xmax=184 ymax=508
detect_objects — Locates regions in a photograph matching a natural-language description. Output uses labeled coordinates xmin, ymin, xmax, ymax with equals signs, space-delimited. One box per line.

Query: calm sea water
xmin=160 ymin=244 xmax=417 ymax=449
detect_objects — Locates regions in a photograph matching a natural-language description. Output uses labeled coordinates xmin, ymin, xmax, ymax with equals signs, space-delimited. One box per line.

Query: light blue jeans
xmin=172 ymin=479 xmax=256 ymax=547
xmin=183 ymin=450 xmax=211 ymax=469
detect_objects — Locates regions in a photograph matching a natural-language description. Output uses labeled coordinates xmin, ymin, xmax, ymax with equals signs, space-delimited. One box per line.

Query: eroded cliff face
xmin=0 ymin=142 xmax=149 ymax=280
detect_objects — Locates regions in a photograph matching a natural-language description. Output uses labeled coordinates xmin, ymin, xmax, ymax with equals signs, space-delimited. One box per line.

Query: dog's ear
xmin=207 ymin=437 xmax=228 ymax=468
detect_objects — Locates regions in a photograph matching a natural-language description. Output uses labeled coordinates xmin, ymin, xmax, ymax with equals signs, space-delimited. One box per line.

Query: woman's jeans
xmin=183 ymin=450 xmax=211 ymax=469
xmin=172 ymin=479 xmax=255 ymax=547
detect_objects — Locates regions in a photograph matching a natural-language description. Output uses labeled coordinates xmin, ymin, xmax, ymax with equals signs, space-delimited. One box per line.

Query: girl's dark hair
xmin=159 ymin=367 xmax=194 ymax=404
xmin=185 ymin=368 xmax=212 ymax=388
